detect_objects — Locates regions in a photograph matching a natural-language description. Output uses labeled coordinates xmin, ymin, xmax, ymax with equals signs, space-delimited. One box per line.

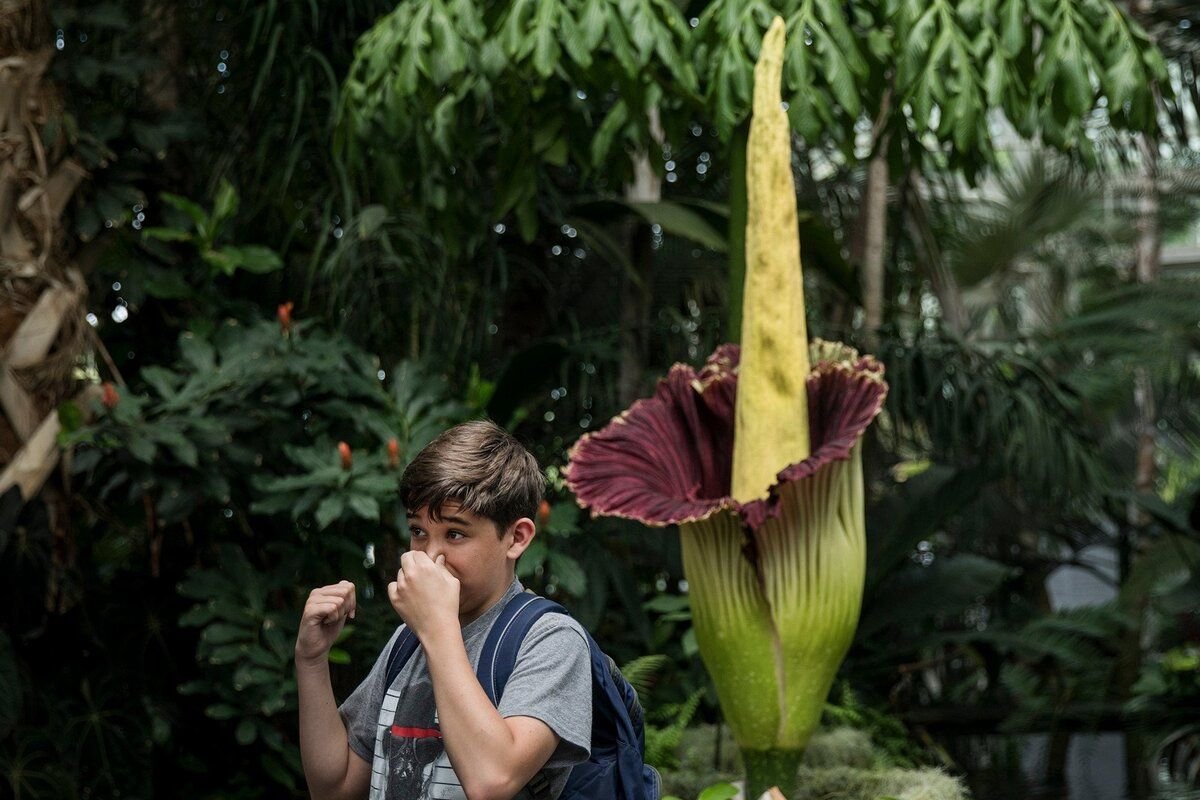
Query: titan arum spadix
xmin=564 ymin=17 xmax=888 ymax=799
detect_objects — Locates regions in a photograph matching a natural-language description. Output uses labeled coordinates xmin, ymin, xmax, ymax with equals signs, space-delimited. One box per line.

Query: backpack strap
xmin=383 ymin=626 xmax=420 ymax=690
xmin=476 ymin=594 xmax=566 ymax=705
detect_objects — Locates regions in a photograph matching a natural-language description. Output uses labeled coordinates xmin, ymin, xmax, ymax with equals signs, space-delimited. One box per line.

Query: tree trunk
xmin=617 ymin=107 xmax=663 ymax=406
xmin=1120 ymin=130 xmax=1162 ymax=800
xmin=856 ymin=88 xmax=893 ymax=349
xmin=1125 ymin=131 xmax=1161 ymax=570
xmin=0 ymin=1 xmax=90 ymax=503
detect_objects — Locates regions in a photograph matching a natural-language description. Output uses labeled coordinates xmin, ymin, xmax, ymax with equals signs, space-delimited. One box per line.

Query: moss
xmin=660 ymin=726 xmax=970 ymax=800
xmin=799 ymin=727 xmax=876 ymax=770
xmin=793 ymin=766 xmax=967 ymax=800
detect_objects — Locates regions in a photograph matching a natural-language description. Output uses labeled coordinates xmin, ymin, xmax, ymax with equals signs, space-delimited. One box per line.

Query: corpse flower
xmin=564 ymin=18 xmax=888 ymax=799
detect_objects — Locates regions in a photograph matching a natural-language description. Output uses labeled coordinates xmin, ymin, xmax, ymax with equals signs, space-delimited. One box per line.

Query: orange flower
xmin=101 ymin=382 xmax=119 ymax=409
xmin=338 ymin=441 xmax=352 ymax=470
xmin=537 ymin=499 xmax=551 ymax=528
xmin=277 ymin=301 xmax=294 ymax=335
xmin=387 ymin=438 xmax=401 ymax=469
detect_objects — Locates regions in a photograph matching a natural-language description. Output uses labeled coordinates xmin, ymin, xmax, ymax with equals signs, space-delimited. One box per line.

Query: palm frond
xmin=879 ymin=328 xmax=1108 ymax=499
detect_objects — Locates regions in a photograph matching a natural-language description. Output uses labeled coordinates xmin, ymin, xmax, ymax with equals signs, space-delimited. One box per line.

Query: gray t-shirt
xmin=339 ymin=580 xmax=592 ymax=799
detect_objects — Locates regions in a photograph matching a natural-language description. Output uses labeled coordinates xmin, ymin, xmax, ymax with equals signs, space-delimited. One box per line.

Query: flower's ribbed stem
xmin=754 ymin=446 xmax=866 ymax=749
xmin=742 ymin=748 xmax=800 ymax=800
xmin=680 ymin=512 xmax=779 ymax=750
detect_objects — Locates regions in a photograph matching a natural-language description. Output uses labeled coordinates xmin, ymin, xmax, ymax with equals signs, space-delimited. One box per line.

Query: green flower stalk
xmin=565 ymin=17 xmax=887 ymax=800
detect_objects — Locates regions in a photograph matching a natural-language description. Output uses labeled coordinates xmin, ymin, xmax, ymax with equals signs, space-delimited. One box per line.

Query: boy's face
xmin=406 ymin=503 xmax=534 ymax=623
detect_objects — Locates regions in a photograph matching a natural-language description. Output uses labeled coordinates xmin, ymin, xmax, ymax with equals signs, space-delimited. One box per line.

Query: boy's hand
xmin=295 ymin=580 xmax=356 ymax=665
xmin=388 ymin=552 xmax=460 ymax=640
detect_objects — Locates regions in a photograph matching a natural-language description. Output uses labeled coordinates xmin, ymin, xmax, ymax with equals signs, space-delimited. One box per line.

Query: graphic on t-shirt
xmin=375 ymin=675 xmax=466 ymax=799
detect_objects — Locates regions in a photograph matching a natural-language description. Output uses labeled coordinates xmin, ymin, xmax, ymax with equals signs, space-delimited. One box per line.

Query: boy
xmin=296 ymin=420 xmax=593 ymax=800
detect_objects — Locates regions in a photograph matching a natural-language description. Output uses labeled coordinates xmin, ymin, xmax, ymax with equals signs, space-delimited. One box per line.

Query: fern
xmin=620 ymin=654 xmax=670 ymax=698
xmin=645 ymin=689 xmax=705 ymax=770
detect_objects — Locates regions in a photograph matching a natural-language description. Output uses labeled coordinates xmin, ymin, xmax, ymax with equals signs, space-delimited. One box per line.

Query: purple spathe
xmin=564 ymin=342 xmax=887 ymax=532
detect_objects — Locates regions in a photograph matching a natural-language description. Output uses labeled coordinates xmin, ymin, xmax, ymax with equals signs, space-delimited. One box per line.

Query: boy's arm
xmin=296 ymin=582 xmax=372 ymax=800
xmin=391 ymin=553 xmax=561 ymax=800
xmin=423 ymin=628 xmax=562 ymax=800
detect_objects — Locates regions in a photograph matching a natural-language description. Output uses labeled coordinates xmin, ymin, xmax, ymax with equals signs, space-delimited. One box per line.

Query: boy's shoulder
xmin=487 ymin=593 xmax=595 ymax=682
xmin=521 ymin=603 xmax=590 ymax=646
xmin=491 ymin=592 xmax=591 ymax=651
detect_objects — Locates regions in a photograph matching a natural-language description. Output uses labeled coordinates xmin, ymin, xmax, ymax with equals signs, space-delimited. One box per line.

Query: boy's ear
xmin=506 ymin=517 xmax=536 ymax=560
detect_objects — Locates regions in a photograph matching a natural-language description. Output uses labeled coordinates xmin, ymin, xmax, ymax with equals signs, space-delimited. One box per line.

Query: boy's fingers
xmin=435 ymin=554 xmax=446 ymax=566
xmin=308 ymin=602 xmax=338 ymax=623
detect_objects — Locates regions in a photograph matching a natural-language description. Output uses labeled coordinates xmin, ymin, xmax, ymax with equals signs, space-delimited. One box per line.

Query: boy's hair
xmin=399 ymin=419 xmax=544 ymax=532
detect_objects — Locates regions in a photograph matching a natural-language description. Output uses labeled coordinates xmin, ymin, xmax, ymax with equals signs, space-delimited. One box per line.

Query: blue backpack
xmin=384 ymin=593 xmax=661 ymax=800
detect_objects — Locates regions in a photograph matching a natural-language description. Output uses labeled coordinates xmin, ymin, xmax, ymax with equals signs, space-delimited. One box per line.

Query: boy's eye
xmin=448 ymin=530 xmax=466 ymax=540
xmin=410 ymin=528 xmax=426 ymax=538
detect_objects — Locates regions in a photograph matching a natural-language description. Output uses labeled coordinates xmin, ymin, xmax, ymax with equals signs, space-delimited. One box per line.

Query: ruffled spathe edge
xmin=564 ymin=342 xmax=887 ymax=531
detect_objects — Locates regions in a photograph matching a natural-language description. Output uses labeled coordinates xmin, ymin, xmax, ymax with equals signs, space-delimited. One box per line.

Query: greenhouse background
xmin=1 ymin=1 xmax=1199 ymax=798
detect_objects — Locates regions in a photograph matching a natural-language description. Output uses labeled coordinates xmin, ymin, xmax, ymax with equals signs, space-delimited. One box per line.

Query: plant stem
xmin=742 ymin=748 xmax=799 ymax=800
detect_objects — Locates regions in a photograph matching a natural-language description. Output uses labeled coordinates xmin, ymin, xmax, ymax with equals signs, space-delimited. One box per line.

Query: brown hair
xmin=399 ymin=419 xmax=544 ymax=532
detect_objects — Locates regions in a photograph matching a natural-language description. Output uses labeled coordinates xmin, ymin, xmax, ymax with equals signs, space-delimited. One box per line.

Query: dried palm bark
xmin=0 ymin=0 xmax=91 ymax=501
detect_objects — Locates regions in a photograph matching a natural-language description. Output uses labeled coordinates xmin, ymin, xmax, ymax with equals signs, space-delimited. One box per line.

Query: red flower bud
xmin=338 ymin=441 xmax=352 ymax=470
xmin=387 ymin=438 xmax=401 ymax=469
xmin=277 ymin=301 xmax=294 ymax=335
xmin=101 ymin=382 xmax=119 ymax=409
xmin=537 ymin=499 xmax=551 ymax=528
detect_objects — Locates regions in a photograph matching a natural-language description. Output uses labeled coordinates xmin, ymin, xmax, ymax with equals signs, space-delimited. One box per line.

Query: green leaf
xmin=127 ymin=435 xmax=157 ymax=463
xmin=346 ymin=494 xmax=380 ymax=521
xmin=211 ymin=179 xmax=239 ymax=232
xmin=315 ymin=495 xmax=346 ymax=530
xmin=515 ymin=196 xmax=538 ymax=243
xmin=590 ymin=100 xmax=628 ymax=169
xmin=205 ymin=703 xmax=239 ymax=720
xmin=179 ymin=605 xmax=216 ymax=627
xmin=682 ymin=628 xmax=698 ymax=658
xmin=159 ymin=192 xmax=207 ymax=229
xmin=225 ymin=245 xmax=284 ymax=274
xmin=141 ymin=227 xmax=193 ymax=242
xmin=625 ymin=200 xmax=728 ymax=252
xmin=179 ymin=334 xmax=215 ymax=372
xmin=205 ymin=245 xmax=283 ymax=276
xmin=159 ymin=431 xmax=199 ymax=468
xmin=144 ymin=268 xmax=192 ymax=300
xmin=236 ymin=718 xmax=257 ymax=746
xmin=517 ymin=538 xmax=547 ymax=578
xmin=534 ymin=6 xmax=562 ymax=77
xmin=202 ymin=623 xmax=252 ymax=646
xmin=547 ymin=551 xmax=587 ymax=596
xmin=251 ymin=493 xmax=301 ymax=516
xmin=141 ymin=366 xmax=178 ymax=400
xmin=999 ymin=0 xmax=1025 ymax=55
xmin=57 ymin=400 xmax=84 ymax=434
xmin=357 ymin=205 xmax=388 ymax=238
xmin=698 ymin=783 xmax=739 ymax=800
xmin=644 ymin=594 xmax=690 ymax=614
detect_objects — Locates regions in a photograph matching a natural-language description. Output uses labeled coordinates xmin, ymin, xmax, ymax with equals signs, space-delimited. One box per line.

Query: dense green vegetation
xmin=2 ymin=1 xmax=1199 ymax=798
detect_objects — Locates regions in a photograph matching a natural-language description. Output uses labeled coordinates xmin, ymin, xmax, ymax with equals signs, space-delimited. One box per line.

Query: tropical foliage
xmin=1 ymin=0 xmax=1198 ymax=798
